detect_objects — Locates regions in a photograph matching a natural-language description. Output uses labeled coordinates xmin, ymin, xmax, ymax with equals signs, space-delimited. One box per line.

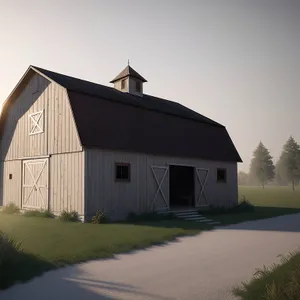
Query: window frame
xmin=115 ymin=162 xmax=131 ymax=182
xmin=136 ymin=80 xmax=141 ymax=93
xmin=29 ymin=110 xmax=44 ymax=135
xmin=121 ymin=79 xmax=126 ymax=90
xmin=217 ymin=168 xmax=227 ymax=183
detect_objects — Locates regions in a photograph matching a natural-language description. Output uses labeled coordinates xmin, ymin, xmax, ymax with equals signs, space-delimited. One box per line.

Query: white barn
xmin=0 ymin=65 xmax=242 ymax=220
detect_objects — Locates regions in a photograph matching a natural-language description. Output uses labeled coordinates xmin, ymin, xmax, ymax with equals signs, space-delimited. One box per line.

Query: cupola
xmin=110 ymin=64 xmax=147 ymax=97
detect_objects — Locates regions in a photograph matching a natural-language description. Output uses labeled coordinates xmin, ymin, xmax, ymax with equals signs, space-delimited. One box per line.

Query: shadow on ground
xmin=0 ymin=266 xmax=171 ymax=300
xmin=2 ymin=207 xmax=300 ymax=298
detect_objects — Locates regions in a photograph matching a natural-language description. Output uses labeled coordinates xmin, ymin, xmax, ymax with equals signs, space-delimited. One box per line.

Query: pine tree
xmin=249 ymin=142 xmax=275 ymax=188
xmin=277 ymin=136 xmax=300 ymax=191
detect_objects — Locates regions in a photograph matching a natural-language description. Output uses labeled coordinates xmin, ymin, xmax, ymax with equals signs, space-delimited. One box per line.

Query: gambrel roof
xmin=0 ymin=66 xmax=242 ymax=162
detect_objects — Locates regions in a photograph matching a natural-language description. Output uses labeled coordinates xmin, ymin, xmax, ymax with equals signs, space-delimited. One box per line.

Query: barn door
xmin=195 ymin=168 xmax=209 ymax=207
xmin=22 ymin=159 xmax=49 ymax=210
xmin=151 ymin=166 xmax=169 ymax=211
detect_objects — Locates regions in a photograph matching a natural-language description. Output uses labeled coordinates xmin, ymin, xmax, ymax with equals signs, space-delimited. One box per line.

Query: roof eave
xmin=110 ymin=75 xmax=148 ymax=83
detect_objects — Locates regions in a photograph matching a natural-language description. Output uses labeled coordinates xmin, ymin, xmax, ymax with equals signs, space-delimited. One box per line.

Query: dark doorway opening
xmin=169 ymin=165 xmax=195 ymax=208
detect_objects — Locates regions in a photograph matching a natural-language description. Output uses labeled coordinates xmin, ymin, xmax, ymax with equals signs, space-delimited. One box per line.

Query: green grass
xmin=233 ymin=251 xmax=300 ymax=300
xmin=0 ymin=214 xmax=201 ymax=264
xmin=0 ymin=213 xmax=208 ymax=289
xmin=238 ymin=185 xmax=300 ymax=208
xmin=203 ymin=206 xmax=300 ymax=225
xmin=1 ymin=185 xmax=300 ymax=290
xmin=201 ymin=186 xmax=300 ymax=225
xmin=231 ymin=186 xmax=300 ymax=300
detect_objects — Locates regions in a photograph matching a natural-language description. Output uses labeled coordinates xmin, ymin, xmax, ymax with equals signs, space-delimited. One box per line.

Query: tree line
xmin=238 ymin=136 xmax=300 ymax=190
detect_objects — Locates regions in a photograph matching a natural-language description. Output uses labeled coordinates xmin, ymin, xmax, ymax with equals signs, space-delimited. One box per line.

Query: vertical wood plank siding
xmin=0 ymin=161 xmax=22 ymax=207
xmin=0 ymin=73 xmax=83 ymax=212
xmin=0 ymin=73 xmax=81 ymax=161
xmin=50 ymin=152 xmax=84 ymax=215
xmin=85 ymin=149 xmax=238 ymax=219
xmin=48 ymin=82 xmax=82 ymax=154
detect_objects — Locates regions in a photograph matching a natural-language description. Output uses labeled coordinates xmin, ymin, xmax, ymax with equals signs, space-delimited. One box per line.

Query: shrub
xmin=23 ymin=210 xmax=54 ymax=218
xmin=1 ymin=203 xmax=20 ymax=215
xmin=91 ymin=210 xmax=109 ymax=224
xmin=235 ymin=199 xmax=255 ymax=212
xmin=58 ymin=210 xmax=80 ymax=222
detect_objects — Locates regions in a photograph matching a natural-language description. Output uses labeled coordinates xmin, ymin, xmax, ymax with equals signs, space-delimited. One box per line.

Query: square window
xmin=29 ymin=110 xmax=44 ymax=135
xmin=115 ymin=163 xmax=130 ymax=181
xmin=217 ymin=168 xmax=227 ymax=183
xmin=136 ymin=81 xmax=141 ymax=93
xmin=9 ymin=174 xmax=12 ymax=180
xmin=121 ymin=79 xmax=126 ymax=89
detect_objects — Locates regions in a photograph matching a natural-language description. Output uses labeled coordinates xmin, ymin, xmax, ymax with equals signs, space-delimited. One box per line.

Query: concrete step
xmin=175 ymin=214 xmax=200 ymax=218
xmin=184 ymin=216 xmax=208 ymax=220
xmin=174 ymin=213 xmax=199 ymax=217
xmin=155 ymin=209 xmax=220 ymax=226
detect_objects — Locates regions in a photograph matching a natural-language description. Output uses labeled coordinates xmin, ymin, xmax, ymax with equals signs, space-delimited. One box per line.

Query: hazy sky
xmin=0 ymin=0 xmax=299 ymax=172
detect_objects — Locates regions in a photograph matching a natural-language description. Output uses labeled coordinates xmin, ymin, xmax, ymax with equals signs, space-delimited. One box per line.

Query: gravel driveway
xmin=2 ymin=213 xmax=300 ymax=300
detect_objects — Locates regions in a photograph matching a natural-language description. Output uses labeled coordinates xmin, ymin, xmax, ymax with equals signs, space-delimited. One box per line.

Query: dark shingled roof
xmin=32 ymin=66 xmax=242 ymax=162
xmin=110 ymin=65 xmax=147 ymax=83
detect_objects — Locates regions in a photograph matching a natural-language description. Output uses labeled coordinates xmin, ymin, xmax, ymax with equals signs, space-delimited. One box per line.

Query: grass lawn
xmin=0 ymin=214 xmax=205 ymax=264
xmin=0 ymin=213 xmax=209 ymax=289
xmin=201 ymin=186 xmax=300 ymax=225
xmin=233 ymin=251 xmax=300 ymax=300
xmin=1 ymin=185 xmax=300 ymax=290
xmin=239 ymin=185 xmax=300 ymax=208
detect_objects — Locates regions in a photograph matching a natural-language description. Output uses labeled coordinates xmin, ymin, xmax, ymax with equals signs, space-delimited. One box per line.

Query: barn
xmin=0 ymin=65 xmax=242 ymax=220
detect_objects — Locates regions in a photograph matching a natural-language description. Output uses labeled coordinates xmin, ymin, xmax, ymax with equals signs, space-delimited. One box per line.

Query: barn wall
xmin=84 ymin=148 xmax=238 ymax=219
xmin=113 ymin=78 xmax=129 ymax=93
xmin=0 ymin=72 xmax=82 ymax=162
xmin=128 ymin=78 xmax=143 ymax=96
xmin=49 ymin=152 xmax=85 ymax=216
xmin=0 ymin=160 xmax=22 ymax=207
xmin=47 ymin=81 xmax=82 ymax=154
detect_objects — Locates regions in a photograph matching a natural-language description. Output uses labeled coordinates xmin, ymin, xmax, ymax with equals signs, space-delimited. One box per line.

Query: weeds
xmin=23 ymin=210 xmax=54 ymax=218
xmin=58 ymin=210 xmax=80 ymax=222
xmin=1 ymin=203 xmax=20 ymax=215
xmin=234 ymin=251 xmax=300 ymax=300
xmin=91 ymin=210 xmax=109 ymax=224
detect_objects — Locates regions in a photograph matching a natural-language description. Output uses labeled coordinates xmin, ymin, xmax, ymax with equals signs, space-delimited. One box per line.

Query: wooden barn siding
xmin=84 ymin=149 xmax=238 ymax=219
xmin=47 ymin=79 xmax=82 ymax=154
xmin=0 ymin=73 xmax=81 ymax=162
xmin=50 ymin=152 xmax=84 ymax=215
xmin=0 ymin=161 xmax=22 ymax=207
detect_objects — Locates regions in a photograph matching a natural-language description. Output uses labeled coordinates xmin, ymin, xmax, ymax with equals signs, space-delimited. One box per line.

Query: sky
xmin=0 ymin=0 xmax=299 ymax=172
